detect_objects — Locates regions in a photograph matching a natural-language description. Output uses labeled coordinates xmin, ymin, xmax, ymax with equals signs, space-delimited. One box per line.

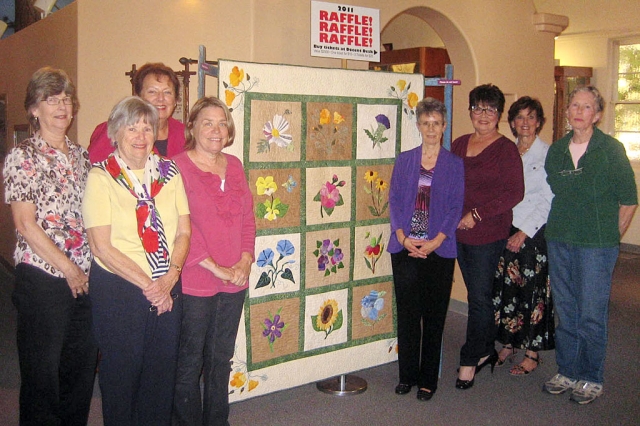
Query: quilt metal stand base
xmin=316 ymin=374 xmax=367 ymax=396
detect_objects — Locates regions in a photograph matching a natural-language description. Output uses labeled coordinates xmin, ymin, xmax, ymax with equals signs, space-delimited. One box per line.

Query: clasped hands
xmin=143 ymin=271 xmax=179 ymax=315
xmin=404 ymin=237 xmax=439 ymax=258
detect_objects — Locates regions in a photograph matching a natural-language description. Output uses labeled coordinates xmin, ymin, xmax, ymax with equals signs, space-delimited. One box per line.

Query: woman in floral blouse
xmin=3 ymin=67 xmax=97 ymax=425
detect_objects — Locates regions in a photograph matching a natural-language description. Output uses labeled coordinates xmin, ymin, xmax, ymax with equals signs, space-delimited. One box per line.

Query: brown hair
xmin=184 ymin=97 xmax=236 ymax=150
xmin=507 ymin=96 xmax=546 ymax=137
xmin=24 ymin=67 xmax=78 ymax=131
xmin=132 ymin=62 xmax=180 ymax=102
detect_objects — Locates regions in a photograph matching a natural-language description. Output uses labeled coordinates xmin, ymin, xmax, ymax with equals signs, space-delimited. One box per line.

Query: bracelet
xmin=402 ymin=236 xmax=407 ymax=246
xmin=170 ymin=263 xmax=182 ymax=273
xmin=471 ymin=208 xmax=482 ymax=222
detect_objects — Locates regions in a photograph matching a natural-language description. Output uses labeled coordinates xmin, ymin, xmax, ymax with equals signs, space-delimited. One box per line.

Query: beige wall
xmin=381 ymin=14 xmax=444 ymax=50
xmin=0 ymin=3 xmax=78 ymax=262
xmin=554 ymin=3 xmax=640 ymax=245
xmin=70 ymin=0 xmax=557 ymax=148
xmin=3 ymin=0 xmax=608 ymax=302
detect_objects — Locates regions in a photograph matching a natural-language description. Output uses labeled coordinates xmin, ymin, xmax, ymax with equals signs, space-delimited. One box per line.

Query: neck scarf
xmin=97 ymin=152 xmax=179 ymax=279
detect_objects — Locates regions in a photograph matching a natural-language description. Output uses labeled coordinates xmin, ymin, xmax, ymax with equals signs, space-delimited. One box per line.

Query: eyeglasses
xmin=470 ymin=105 xmax=498 ymax=117
xmin=559 ymin=167 xmax=583 ymax=176
xmin=43 ymin=96 xmax=73 ymax=106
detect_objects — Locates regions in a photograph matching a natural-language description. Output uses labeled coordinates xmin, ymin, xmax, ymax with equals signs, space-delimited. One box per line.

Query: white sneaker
xmin=543 ymin=373 xmax=578 ymax=395
xmin=569 ymin=381 xmax=603 ymax=404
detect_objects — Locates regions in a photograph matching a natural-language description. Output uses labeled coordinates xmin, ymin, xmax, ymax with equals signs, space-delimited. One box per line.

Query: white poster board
xmin=310 ymin=1 xmax=380 ymax=62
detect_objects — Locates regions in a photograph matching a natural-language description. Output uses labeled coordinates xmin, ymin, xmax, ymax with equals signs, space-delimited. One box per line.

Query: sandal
xmin=509 ymin=352 xmax=541 ymax=376
xmin=496 ymin=345 xmax=517 ymax=367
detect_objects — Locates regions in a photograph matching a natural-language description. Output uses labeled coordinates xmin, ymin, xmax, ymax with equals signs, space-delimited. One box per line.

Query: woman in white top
xmin=493 ymin=96 xmax=555 ymax=376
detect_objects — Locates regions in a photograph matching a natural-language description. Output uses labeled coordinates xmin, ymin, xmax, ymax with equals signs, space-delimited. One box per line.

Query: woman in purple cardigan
xmin=388 ymin=98 xmax=464 ymax=401
xmin=452 ymin=84 xmax=524 ymax=390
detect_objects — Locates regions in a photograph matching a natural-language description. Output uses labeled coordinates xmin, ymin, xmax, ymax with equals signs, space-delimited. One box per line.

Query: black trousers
xmin=13 ymin=263 xmax=98 ymax=426
xmin=90 ymin=261 xmax=182 ymax=426
xmin=391 ymin=250 xmax=454 ymax=391
xmin=173 ymin=291 xmax=246 ymax=426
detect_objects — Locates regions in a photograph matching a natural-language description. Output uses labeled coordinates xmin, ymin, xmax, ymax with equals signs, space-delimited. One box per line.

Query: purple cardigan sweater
xmin=388 ymin=146 xmax=464 ymax=258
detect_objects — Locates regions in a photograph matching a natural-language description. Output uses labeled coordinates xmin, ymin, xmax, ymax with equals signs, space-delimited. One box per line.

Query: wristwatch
xmin=171 ymin=263 xmax=183 ymax=273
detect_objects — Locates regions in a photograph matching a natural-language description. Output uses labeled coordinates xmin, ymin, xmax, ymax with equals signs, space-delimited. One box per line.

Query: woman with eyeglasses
xmin=542 ymin=86 xmax=637 ymax=404
xmin=389 ymin=97 xmax=464 ymax=402
xmin=3 ymin=67 xmax=97 ymax=424
xmin=451 ymin=84 xmax=524 ymax=390
xmin=88 ymin=62 xmax=185 ymax=163
xmin=493 ymin=97 xmax=555 ymax=376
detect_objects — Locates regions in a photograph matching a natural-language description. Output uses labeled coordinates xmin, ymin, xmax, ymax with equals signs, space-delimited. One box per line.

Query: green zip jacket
xmin=545 ymin=127 xmax=637 ymax=247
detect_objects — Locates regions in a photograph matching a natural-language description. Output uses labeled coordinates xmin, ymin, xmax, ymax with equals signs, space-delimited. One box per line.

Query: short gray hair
xmin=416 ymin=97 xmax=447 ymax=123
xmin=567 ymin=86 xmax=605 ymax=113
xmin=107 ymin=96 xmax=158 ymax=146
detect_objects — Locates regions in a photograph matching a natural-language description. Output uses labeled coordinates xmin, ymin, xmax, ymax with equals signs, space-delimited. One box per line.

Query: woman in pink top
xmin=88 ymin=62 xmax=185 ymax=163
xmin=172 ymin=97 xmax=255 ymax=426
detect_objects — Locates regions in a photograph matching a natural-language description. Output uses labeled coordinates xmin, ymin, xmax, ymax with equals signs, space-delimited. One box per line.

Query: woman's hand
xmin=404 ymin=237 xmax=427 ymax=258
xmin=11 ymin=201 xmax=91 ymax=298
xmin=144 ymin=269 xmax=179 ymax=315
xmin=229 ymin=253 xmax=252 ymax=287
xmin=406 ymin=232 xmax=446 ymax=259
xmin=212 ymin=264 xmax=235 ymax=283
xmin=457 ymin=212 xmax=476 ymax=231
xmin=506 ymin=231 xmax=527 ymax=253
xmin=64 ymin=264 xmax=90 ymax=298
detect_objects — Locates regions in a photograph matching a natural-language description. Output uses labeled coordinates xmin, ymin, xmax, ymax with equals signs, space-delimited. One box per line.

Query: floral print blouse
xmin=3 ymin=133 xmax=92 ymax=277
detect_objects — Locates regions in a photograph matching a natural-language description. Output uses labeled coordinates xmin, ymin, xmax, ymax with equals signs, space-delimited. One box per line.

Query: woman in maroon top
xmin=451 ymin=84 xmax=524 ymax=390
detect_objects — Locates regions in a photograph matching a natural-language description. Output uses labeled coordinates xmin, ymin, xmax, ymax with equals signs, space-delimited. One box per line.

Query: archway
xmin=381 ymin=6 xmax=476 ymax=136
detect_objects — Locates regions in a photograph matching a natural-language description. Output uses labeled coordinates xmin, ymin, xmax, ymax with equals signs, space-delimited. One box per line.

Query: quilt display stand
xmin=198 ymin=56 xmax=457 ymax=403
xmin=316 ymin=374 xmax=367 ymax=396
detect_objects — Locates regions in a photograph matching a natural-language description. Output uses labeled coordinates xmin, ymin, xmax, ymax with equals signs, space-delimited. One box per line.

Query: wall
xmin=0 ymin=3 xmax=78 ymax=262
xmin=0 ymin=0 xmax=560 ymax=302
xmin=70 ymin=0 xmax=557 ymax=152
xmin=553 ymin=1 xmax=640 ymax=245
xmin=381 ymin=13 xmax=444 ymax=50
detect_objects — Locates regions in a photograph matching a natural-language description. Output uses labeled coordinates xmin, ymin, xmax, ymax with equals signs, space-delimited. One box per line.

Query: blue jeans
xmin=173 ymin=291 xmax=246 ymax=426
xmin=457 ymin=240 xmax=506 ymax=366
xmin=547 ymin=241 xmax=619 ymax=385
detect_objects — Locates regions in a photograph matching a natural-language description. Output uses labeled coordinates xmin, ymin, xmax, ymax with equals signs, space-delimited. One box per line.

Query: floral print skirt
xmin=493 ymin=226 xmax=555 ymax=351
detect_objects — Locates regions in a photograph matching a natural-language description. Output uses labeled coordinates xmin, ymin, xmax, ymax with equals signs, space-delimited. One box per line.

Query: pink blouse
xmin=173 ymin=151 xmax=256 ymax=296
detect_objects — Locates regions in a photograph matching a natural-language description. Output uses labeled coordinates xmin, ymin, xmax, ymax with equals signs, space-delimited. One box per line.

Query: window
xmin=614 ymin=42 xmax=640 ymax=161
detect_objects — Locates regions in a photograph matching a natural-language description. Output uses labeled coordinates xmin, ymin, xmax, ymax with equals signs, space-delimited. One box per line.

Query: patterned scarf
xmin=96 ymin=152 xmax=179 ymax=279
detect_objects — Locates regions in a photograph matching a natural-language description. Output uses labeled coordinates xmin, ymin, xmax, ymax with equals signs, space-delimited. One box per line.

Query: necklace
xmin=518 ymin=144 xmax=531 ymax=156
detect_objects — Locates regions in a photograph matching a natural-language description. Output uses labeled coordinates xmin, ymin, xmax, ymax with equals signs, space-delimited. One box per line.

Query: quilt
xmin=217 ymin=60 xmax=424 ymax=401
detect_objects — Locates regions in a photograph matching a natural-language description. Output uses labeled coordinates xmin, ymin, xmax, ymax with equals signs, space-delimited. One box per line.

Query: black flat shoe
xmin=395 ymin=383 xmax=413 ymax=395
xmin=455 ymin=377 xmax=474 ymax=390
xmin=417 ymin=388 xmax=434 ymax=401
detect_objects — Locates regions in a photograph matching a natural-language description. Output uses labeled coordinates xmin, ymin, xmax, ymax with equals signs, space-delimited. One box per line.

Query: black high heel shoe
xmin=455 ymin=375 xmax=475 ymax=390
xmin=475 ymin=350 xmax=499 ymax=375
xmin=455 ymin=350 xmax=499 ymax=390
xmin=496 ymin=345 xmax=517 ymax=367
